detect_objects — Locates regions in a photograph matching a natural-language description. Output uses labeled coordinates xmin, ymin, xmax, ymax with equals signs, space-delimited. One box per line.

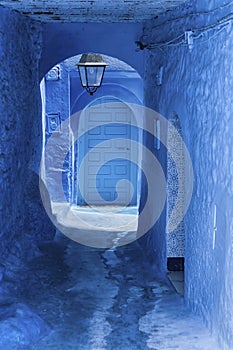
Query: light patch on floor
xmin=51 ymin=203 xmax=138 ymax=248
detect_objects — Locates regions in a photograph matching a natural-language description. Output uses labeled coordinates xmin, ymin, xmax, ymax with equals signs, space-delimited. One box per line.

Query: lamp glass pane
xmin=78 ymin=66 xmax=87 ymax=87
xmin=96 ymin=67 xmax=105 ymax=86
xmin=86 ymin=66 xmax=105 ymax=87
xmin=86 ymin=66 xmax=98 ymax=87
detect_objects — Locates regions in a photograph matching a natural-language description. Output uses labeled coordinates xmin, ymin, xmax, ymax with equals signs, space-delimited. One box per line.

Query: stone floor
xmin=167 ymin=271 xmax=184 ymax=296
xmin=3 ymin=233 xmax=219 ymax=350
xmin=0 ymin=235 xmax=220 ymax=350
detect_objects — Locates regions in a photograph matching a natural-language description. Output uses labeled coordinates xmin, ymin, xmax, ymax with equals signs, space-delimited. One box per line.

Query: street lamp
xmin=77 ymin=53 xmax=107 ymax=95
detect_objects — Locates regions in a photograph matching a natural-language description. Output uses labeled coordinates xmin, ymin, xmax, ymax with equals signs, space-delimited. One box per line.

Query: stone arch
xmin=40 ymin=52 xmax=143 ymax=206
xmin=71 ymin=83 xmax=142 ymax=114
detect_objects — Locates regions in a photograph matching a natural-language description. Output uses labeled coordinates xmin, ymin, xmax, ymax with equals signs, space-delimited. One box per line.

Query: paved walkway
xmin=14 ymin=234 xmax=220 ymax=350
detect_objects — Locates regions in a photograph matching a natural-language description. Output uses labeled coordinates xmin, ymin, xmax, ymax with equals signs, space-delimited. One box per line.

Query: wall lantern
xmin=77 ymin=53 xmax=107 ymax=96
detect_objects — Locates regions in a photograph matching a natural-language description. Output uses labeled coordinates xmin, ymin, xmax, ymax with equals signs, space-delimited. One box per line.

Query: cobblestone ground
xmin=14 ymin=234 xmax=220 ymax=350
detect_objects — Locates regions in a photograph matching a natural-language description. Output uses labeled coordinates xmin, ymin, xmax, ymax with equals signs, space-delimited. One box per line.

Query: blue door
xmin=77 ymin=97 xmax=138 ymax=206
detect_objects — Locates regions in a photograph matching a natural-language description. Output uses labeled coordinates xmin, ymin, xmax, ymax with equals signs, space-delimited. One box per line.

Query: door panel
xmin=77 ymin=97 xmax=138 ymax=206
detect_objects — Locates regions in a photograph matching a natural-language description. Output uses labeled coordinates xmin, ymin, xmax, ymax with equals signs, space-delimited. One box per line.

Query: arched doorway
xmin=40 ymin=53 xmax=143 ymax=210
xmin=75 ymin=96 xmax=139 ymax=206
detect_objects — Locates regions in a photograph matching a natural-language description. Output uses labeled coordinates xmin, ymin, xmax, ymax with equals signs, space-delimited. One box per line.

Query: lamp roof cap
xmin=77 ymin=53 xmax=107 ymax=66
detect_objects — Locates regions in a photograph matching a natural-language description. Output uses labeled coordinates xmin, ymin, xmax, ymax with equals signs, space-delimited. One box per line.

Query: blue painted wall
xmin=40 ymin=23 xmax=144 ymax=79
xmin=0 ymin=7 xmax=54 ymax=271
xmin=144 ymin=2 xmax=233 ymax=348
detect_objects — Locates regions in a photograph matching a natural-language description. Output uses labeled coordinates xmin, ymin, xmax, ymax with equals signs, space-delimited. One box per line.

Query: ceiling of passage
xmin=0 ymin=0 xmax=190 ymax=23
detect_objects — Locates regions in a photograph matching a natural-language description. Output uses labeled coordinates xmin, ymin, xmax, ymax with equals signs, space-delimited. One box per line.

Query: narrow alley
xmin=0 ymin=0 xmax=232 ymax=349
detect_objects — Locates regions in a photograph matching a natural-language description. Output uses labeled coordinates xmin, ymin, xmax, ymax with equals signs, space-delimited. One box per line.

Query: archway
xmin=39 ymin=53 xmax=143 ymax=247
xmin=40 ymin=53 xmax=143 ymax=207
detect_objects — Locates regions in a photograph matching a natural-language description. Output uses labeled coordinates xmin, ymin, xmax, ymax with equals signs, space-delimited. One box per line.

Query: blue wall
xmin=144 ymin=2 xmax=233 ymax=348
xmin=40 ymin=23 xmax=144 ymax=79
xmin=0 ymin=7 xmax=54 ymax=272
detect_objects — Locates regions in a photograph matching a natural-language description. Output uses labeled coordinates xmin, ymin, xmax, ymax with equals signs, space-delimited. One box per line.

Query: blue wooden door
xmin=77 ymin=97 xmax=138 ymax=206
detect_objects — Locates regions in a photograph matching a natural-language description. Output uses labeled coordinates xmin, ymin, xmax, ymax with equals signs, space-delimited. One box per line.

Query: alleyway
xmin=0 ymin=1 xmax=232 ymax=349
xmin=8 ymin=234 xmax=218 ymax=350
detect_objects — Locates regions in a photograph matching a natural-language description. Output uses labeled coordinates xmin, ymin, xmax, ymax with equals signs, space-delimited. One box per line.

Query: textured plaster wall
xmin=0 ymin=8 xmax=54 ymax=278
xmin=43 ymin=64 xmax=71 ymax=203
xmin=39 ymin=23 xmax=144 ymax=79
xmin=0 ymin=0 xmax=190 ymax=23
xmin=144 ymin=3 xmax=233 ymax=349
xmin=137 ymin=137 xmax=167 ymax=274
